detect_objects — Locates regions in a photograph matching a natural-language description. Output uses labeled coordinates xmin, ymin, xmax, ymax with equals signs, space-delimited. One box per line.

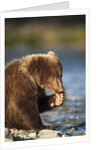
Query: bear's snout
xmin=55 ymin=87 xmax=65 ymax=94
xmin=58 ymin=87 xmax=65 ymax=94
xmin=59 ymin=88 xmax=65 ymax=93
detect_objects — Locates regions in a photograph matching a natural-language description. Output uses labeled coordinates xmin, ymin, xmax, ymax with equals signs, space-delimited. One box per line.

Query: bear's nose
xmin=60 ymin=88 xmax=65 ymax=93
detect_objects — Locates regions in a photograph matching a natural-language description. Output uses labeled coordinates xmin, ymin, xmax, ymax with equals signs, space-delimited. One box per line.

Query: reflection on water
xmin=5 ymin=46 xmax=85 ymax=135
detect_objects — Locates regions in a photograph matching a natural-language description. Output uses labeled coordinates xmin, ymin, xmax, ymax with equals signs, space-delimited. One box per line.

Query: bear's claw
xmin=50 ymin=92 xmax=66 ymax=107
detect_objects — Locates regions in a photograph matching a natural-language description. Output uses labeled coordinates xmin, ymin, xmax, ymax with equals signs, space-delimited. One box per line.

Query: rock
xmin=77 ymin=122 xmax=85 ymax=127
xmin=5 ymin=128 xmax=13 ymax=142
xmin=61 ymin=134 xmax=70 ymax=137
xmin=10 ymin=129 xmax=37 ymax=141
xmin=29 ymin=132 xmax=37 ymax=138
xmin=67 ymin=127 xmax=77 ymax=131
xmin=10 ymin=128 xmax=17 ymax=132
xmin=82 ymin=132 xmax=86 ymax=135
xmin=5 ymin=123 xmax=85 ymax=141
xmin=37 ymin=129 xmax=63 ymax=139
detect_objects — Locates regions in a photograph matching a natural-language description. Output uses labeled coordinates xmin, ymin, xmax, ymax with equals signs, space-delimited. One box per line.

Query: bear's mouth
xmin=47 ymin=88 xmax=62 ymax=94
xmin=53 ymin=90 xmax=65 ymax=94
xmin=46 ymin=86 xmax=65 ymax=94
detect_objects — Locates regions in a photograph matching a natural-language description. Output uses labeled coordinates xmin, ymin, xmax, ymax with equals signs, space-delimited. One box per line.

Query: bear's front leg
xmin=49 ymin=92 xmax=66 ymax=108
xmin=39 ymin=92 xmax=66 ymax=113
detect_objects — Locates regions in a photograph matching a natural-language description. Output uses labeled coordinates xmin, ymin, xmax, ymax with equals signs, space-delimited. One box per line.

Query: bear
xmin=5 ymin=51 xmax=66 ymax=131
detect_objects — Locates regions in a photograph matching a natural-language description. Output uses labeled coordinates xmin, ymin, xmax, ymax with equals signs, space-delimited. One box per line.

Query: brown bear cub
xmin=5 ymin=51 xmax=66 ymax=131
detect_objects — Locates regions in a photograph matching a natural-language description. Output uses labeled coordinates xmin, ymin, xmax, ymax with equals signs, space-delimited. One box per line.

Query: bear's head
xmin=37 ymin=51 xmax=64 ymax=94
xmin=26 ymin=51 xmax=64 ymax=94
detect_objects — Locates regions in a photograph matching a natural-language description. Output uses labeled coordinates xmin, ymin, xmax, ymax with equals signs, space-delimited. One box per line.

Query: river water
xmin=6 ymin=46 xmax=86 ymax=136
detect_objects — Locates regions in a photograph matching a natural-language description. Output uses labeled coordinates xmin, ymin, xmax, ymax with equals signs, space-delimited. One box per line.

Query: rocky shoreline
xmin=5 ymin=122 xmax=86 ymax=142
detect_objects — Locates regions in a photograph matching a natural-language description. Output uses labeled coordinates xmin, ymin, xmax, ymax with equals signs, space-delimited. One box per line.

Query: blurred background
xmin=5 ymin=15 xmax=86 ymax=136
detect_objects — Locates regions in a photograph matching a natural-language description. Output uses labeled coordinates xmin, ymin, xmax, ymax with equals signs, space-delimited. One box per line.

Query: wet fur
xmin=5 ymin=52 xmax=64 ymax=131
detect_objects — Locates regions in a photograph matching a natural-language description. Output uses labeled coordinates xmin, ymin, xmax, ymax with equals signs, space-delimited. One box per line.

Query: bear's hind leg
xmin=15 ymin=95 xmax=56 ymax=131
xmin=15 ymin=96 xmax=45 ymax=131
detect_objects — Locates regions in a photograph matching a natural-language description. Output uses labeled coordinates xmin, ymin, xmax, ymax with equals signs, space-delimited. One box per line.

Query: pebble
xmin=29 ymin=132 xmax=37 ymax=138
xmin=67 ymin=127 xmax=77 ymax=131
xmin=82 ymin=132 xmax=86 ymax=135
xmin=62 ymin=134 xmax=69 ymax=137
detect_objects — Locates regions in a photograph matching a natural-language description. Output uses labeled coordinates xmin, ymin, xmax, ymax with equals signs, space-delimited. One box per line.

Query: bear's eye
xmin=51 ymin=76 xmax=55 ymax=79
xmin=60 ymin=75 xmax=62 ymax=78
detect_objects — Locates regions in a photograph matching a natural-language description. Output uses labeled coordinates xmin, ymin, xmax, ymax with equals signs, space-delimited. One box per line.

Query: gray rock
xmin=37 ymin=129 xmax=63 ymax=139
xmin=5 ymin=128 xmax=13 ymax=142
xmin=10 ymin=129 xmax=37 ymax=141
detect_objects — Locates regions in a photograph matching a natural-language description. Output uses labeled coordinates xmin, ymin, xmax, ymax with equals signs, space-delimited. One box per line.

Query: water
xmin=6 ymin=46 xmax=86 ymax=136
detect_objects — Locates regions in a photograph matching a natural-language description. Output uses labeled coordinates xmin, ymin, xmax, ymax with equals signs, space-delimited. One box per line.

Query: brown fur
xmin=5 ymin=51 xmax=65 ymax=131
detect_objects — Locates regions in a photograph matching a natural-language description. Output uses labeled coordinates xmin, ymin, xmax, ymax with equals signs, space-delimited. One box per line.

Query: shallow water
xmin=40 ymin=99 xmax=85 ymax=135
xmin=6 ymin=46 xmax=86 ymax=136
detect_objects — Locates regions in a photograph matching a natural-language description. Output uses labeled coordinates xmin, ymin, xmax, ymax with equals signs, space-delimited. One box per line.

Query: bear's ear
xmin=48 ymin=51 xmax=56 ymax=56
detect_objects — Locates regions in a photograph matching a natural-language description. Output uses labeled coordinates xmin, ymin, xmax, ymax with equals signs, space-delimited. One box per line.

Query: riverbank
xmin=5 ymin=122 xmax=86 ymax=142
